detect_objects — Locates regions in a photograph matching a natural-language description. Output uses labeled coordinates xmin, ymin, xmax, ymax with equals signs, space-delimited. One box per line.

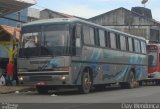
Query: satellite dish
xmin=141 ymin=0 xmax=148 ymax=4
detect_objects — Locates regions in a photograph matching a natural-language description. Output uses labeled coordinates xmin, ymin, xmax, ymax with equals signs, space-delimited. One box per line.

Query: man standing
xmin=6 ymin=61 xmax=14 ymax=85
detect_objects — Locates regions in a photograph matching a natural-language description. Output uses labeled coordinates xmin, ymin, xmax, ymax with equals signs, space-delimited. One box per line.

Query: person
xmin=6 ymin=61 xmax=14 ymax=85
xmin=24 ymin=36 xmax=37 ymax=48
xmin=24 ymin=39 xmax=36 ymax=48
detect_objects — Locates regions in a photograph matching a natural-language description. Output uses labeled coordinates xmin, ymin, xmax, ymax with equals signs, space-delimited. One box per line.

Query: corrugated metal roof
xmin=0 ymin=0 xmax=35 ymax=16
xmin=41 ymin=9 xmax=86 ymax=20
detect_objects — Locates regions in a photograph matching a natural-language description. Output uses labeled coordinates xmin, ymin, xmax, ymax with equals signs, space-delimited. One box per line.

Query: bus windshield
xmin=148 ymin=52 xmax=157 ymax=67
xmin=19 ymin=24 xmax=70 ymax=57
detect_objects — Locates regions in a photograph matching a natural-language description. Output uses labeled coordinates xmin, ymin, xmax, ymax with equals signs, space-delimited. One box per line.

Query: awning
xmin=0 ymin=0 xmax=36 ymax=16
xmin=0 ymin=25 xmax=20 ymax=41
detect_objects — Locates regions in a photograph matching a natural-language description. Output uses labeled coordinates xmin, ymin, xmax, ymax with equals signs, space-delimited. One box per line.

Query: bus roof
xmin=23 ymin=18 xmax=146 ymax=41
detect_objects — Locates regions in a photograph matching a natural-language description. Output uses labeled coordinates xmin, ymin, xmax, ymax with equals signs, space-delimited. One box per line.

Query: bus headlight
xmin=60 ymin=76 xmax=67 ymax=81
xmin=19 ymin=77 xmax=24 ymax=81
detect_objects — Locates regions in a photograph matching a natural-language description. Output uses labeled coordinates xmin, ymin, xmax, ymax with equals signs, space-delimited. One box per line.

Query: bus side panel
xmin=71 ymin=46 xmax=147 ymax=85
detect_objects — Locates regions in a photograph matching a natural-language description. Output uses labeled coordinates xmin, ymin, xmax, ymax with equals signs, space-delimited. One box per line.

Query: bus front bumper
xmin=18 ymin=72 xmax=72 ymax=86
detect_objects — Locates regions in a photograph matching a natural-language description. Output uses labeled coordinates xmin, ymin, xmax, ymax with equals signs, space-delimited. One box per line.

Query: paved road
xmin=0 ymin=86 xmax=160 ymax=103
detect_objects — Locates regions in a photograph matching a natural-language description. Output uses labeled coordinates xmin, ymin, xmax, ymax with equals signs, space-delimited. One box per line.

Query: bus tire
xmin=36 ymin=86 xmax=49 ymax=94
xmin=120 ymin=71 xmax=136 ymax=89
xmin=79 ymin=72 xmax=92 ymax=94
xmin=127 ymin=71 xmax=136 ymax=88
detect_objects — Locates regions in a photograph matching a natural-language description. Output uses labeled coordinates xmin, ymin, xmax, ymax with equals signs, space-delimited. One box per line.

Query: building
xmin=27 ymin=8 xmax=40 ymax=22
xmin=40 ymin=9 xmax=86 ymax=20
xmin=0 ymin=9 xmax=28 ymax=28
xmin=89 ymin=7 xmax=160 ymax=42
xmin=0 ymin=0 xmax=35 ymax=76
xmin=0 ymin=0 xmax=36 ymax=27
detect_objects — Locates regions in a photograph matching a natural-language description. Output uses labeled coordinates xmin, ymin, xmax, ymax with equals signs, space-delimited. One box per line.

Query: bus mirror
xmin=76 ymin=38 xmax=81 ymax=47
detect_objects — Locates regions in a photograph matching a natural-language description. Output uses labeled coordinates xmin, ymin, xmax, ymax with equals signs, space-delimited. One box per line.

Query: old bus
xmin=17 ymin=18 xmax=148 ymax=94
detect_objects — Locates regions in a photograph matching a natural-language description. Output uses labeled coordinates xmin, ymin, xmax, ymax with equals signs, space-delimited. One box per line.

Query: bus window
xmin=134 ymin=39 xmax=141 ymax=53
xmin=83 ymin=26 xmax=90 ymax=45
xmin=140 ymin=41 xmax=146 ymax=54
xmin=131 ymin=38 xmax=135 ymax=52
xmin=105 ymin=31 xmax=110 ymax=48
xmin=94 ymin=29 xmax=100 ymax=46
xmin=120 ymin=35 xmax=126 ymax=51
xmin=75 ymin=24 xmax=81 ymax=47
xmin=125 ymin=37 xmax=129 ymax=51
xmin=148 ymin=52 xmax=157 ymax=67
xmin=115 ymin=34 xmax=121 ymax=49
xmin=99 ymin=29 xmax=105 ymax=47
xmin=83 ymin=26 xmax=95 ymax=46
xmin=89 ymin=27 xmax=95 ymax=45
xmin=23 ymin=33 xmax=39 ymax=48
xmin=110 ymin=32 xmax=116 ymax=49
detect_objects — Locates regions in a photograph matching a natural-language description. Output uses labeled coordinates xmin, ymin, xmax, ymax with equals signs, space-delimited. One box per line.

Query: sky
xmin=32 ymin=0 xmax=160 ymax=21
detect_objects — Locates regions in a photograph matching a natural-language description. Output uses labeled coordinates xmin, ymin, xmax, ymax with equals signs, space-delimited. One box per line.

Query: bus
xmin=17 ymin=18 xmax=148 ymax=94
xmin=147 ymin=43 xmax=160 ymax=85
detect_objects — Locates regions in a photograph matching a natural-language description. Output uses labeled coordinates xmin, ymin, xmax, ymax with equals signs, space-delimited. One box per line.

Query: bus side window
xmin=105 ymin=31 xmax=110 ymax=48
xmin=140 ymin=41 xmax=147 ymax=54
xmin=128 ymin=38 xmax=133 ymax=52
xmin=99 ymin=29 xmax=105 ymax=47
xmin=89 ymin=27 xmax=95 ymax=46
xmin=83 ymin=25 xmax=95 ymax=46
xmin=120 ymin=35 xmax=126 ymax=51
xmin=132 ymin=38 xmax=135 ymax=52
xmin=125 ymin=37 xmax=129 ymax=51
xmin=94 ymin=28 xmax=100 ymax=46
xmin=110 ymin=32 xmax=116 ymax=49
xmin=75 ymin=24 xmax=81 ymax=47
xmin=115 ymin=34 xmax=121 ymax=49
xmin=134 ymin=39 xmax=141 ymax=53
xmin=83 ymin=26 xmax=90 ymax=45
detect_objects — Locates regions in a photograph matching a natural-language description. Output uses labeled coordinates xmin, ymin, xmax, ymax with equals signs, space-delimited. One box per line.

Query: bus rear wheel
xmin=79 ymin=72 xmax=92 ymax=94
xmin=120 ymin=71 xmax=136 ymax=89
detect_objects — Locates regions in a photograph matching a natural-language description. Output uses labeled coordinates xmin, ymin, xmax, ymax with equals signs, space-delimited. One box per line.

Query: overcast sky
xmin=33 ymin=0 xmax=160 ymax=21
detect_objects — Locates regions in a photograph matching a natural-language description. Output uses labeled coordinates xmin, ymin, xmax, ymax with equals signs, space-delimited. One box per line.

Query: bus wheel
xmin=120 ymin=71 xmax=136 ymax=89
xmin=127 ymin=71 xmax=136 ymax=88
xmin=79 ymin=72 xmax=92 ymax=94
xmin=36 ymin=86 xmax=49 ymax=94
